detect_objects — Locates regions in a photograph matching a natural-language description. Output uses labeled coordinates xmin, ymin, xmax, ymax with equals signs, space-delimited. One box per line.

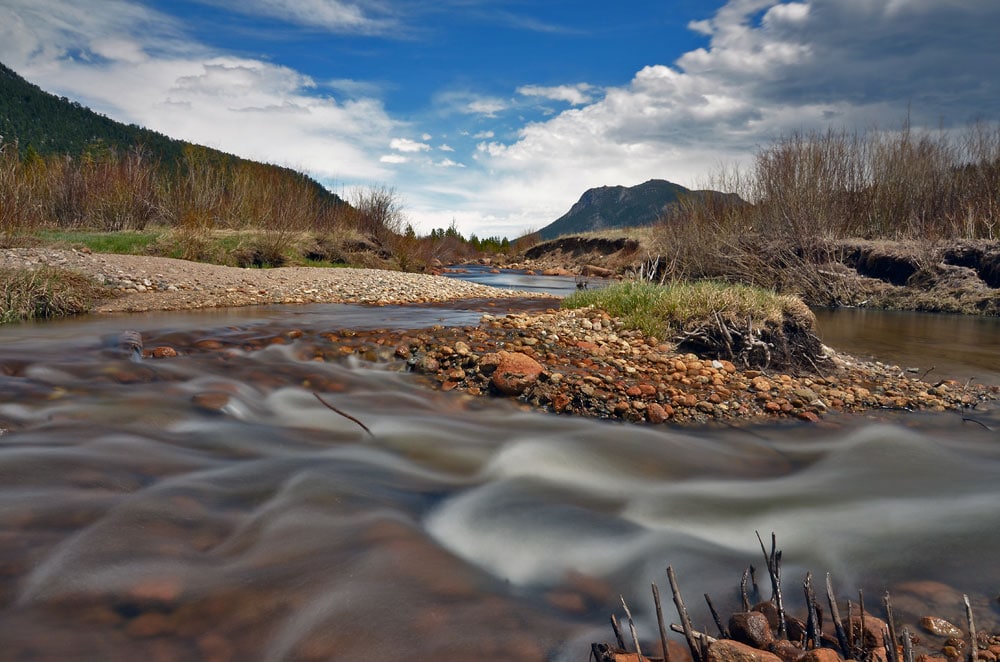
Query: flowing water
xmin=1 ymin=299 xmax=999 ymax=661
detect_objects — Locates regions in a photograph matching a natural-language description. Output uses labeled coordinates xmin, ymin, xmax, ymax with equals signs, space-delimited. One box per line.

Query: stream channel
xmin=0 ymin=269 xmax=999 ymax=660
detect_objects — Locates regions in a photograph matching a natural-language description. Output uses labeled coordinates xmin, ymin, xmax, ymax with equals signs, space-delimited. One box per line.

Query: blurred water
xmin=0 ymin=302 xmax=998 ymax=660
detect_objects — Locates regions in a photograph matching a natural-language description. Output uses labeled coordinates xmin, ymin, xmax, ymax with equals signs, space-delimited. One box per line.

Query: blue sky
xmin=2 ymin=1 xmax=999 ymax=239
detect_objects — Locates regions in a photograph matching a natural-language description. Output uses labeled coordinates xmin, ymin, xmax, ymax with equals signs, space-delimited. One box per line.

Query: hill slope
xmin=0 ymin=61 xmax=341 ymax=204
xmin=539 ymin=179 xmax=736 ymax=240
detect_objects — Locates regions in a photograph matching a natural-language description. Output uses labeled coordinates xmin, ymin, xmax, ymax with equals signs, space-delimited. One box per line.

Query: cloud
xmin=0 ymin=0 xmax=398 ymax=182
xmin=434 ymin=158 xmax=464 ymax=168
xmin=468 ymin=0 xmax=1000 ymax=229
xmin=518 ymin=83 xmax=596 ymax=106
xmin=195 ymin=0 xmax=399 ymax=35
xmin=389 ymin=138 xmax=431 ymax=153
xmin=380 ymin=154 xmax=409 ymax=164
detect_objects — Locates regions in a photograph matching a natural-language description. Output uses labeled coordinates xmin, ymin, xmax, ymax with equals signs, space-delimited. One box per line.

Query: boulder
xmin=490 ymin=351 xmax=543 ymax=396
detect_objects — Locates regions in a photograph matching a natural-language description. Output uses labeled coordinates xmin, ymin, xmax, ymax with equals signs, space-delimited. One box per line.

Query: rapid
xmin=1 ymin=295 xmax=998 ymax=660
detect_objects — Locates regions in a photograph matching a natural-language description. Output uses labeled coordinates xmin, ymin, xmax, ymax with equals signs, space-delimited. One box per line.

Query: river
xmin=0 ymin=285 xmax=998 ymax=660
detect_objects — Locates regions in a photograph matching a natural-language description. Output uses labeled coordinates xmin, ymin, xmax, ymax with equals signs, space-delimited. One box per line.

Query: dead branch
xmin=756 ymin=531 xmax=787 ymax=638
xmin=621 ymin=595 xmax=644 ymax=658
xmin=652 ymin=583 xmax=671 ymax=662
xmin=965 ymin=594 xmax=978 ymax=662
xmin=314 ymin=393 xmax=374 ymax=438
xmin=826 ymin=573 xmax=850 ymax=656
xmin=667 ymin=565 xmax=702 ymax=662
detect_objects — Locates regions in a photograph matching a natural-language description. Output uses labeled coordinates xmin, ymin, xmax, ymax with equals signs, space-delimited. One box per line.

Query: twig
xmin=705 ymin=593 xmax=728 ymax=639
xmin=667 ymin=565 xmax=702 ymax=662
xmin=919 ymin=366 xmax=936 ymax=381
xmin=803 ymin=572 xmax=820 ymax=650
xmin=314 ymin=393 xmax=374 ymax=438
xmin=965 ymin=594 xmax=978 ymax=662
xmin=859 ymin=590 xmax=868 ymax=660
xmin=884 ymin=592 xmax=899 ymax=662
xmin=826 ymin=573 xmax=850 ymax=656
xmin=901 ymin=626 xmax=915 ymax=662
xmin=669 ymin=623 xmax=718 ymax=645
xmin=621 ymin=595 xmax=643 ymax=659
xmin=756 ymin=531 xmax=787 ymax=638
xmin=610 ymin=614 xmax=627 ymax=650
xmin=961 ymin=417 xmax=993 ymax=431
xmin=652 ymin=583 xmax=672 ymax=662
xmin=740 ymin=568 xmax=752 ymax=611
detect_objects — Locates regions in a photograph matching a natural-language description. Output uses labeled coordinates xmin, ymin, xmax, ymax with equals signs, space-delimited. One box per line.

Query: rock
xmin=412 ymin=355 xmax=440 ymax=373
xmin=192 ymin=392 xmax=231 ymax=413
xmin=646 ymin=402 xmax=669 ymax=423
xmin=581 ymin=264 xmax=614 ymax=278
xmin=920 ymin=616 xmax=963 ymax=638
xmin=707 ymin=639 xmax=783 ymax=662
xmin=490 ymin=351 xmax=544 ymax=396
xmin=802 ymin=649 xmax=842 ymax=662
xmin=730 ymin=611 xmax=775 ymax=648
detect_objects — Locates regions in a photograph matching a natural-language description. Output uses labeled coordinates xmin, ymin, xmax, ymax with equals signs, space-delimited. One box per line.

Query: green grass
xmin=37 ymin=229 xmax=164 ymax=254
xmin=0 ymin=266 xmax=108 ymax=324
xmin=563 ymin=279 xmax=813 ymax=339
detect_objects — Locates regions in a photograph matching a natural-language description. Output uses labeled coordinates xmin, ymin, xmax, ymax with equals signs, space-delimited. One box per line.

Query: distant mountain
xmin=538 ymin=179 xmax=738 ymax=239
xmin=0 ymin=61 xmax=341 ymax=204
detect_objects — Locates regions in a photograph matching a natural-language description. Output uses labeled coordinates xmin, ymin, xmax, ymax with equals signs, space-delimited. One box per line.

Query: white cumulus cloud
xmin=389 ymin=138 xmax=431 ymax=153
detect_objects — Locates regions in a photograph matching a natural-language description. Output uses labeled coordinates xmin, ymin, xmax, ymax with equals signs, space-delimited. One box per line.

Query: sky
xmin=1 ymin=1 xmax=999 ymax=239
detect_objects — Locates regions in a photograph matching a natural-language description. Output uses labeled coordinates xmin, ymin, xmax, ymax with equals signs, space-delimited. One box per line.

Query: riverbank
xmin=3 ymin=247 xmax=997 ymax=425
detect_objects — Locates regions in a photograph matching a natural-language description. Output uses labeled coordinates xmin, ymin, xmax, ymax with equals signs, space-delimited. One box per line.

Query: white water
xmin=1 ymin=303 xmax=998 ymax=660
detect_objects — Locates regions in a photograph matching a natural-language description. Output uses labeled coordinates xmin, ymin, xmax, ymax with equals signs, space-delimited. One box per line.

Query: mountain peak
xmin=539 ymin=179 xmax=693 ymax=240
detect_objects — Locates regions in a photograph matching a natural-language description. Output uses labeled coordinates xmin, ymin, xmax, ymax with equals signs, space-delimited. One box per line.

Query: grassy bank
xmin=0 ymin=266 xmax=108 ymax=324
xmin=564 ymin=280 xmax=820 ymax=370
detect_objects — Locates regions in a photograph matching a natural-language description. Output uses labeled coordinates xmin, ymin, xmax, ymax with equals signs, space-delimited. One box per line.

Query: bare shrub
xmin=0 ymin=142 xmax=48 ymax=242
xmin=651 ymin=120 xmax=1000 ymax=300
xmin=349 ymin=185 xmax=405 ymax=243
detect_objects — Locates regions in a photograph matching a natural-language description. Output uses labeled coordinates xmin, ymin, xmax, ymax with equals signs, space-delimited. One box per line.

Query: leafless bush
xmin=652 ymin=120 xmax=1000 ymax=294
xmin=349 ymin=185 xmax=405 ymax=243
xmin=0 ymin=142 xmax=48 ymax=242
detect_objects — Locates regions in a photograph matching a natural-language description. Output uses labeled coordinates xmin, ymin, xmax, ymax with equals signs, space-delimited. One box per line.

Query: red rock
xmin=707 ymin=639 xmax=783 ymax=662
xmin=796 ymin=411 xmax=820 ymax=423
xmin=770 ymin=640 xmax=807 ymax=662
xmin=802 ymin=649 xmax=842 ymax=662
xmin=150 ymin=346 xmax=178 ymax=358
xmin=626 ymin=385 xmax=643 ymax=397
xmin=646 ymin=402 xmax=668 ymax=423
xmin=730 ymin=611 xmax=775 ymax=648
xmin=490 ymin=351 xmax=543 ymax=396
xmin=551 ymin=393 xmax=572 ymax=411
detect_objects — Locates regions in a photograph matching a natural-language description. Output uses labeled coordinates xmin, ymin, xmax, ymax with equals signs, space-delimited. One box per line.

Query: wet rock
xmin=730 ymin=611 xmax=776 ymax=648
xmin=490 ymin=351 xmax=543 ymax=396
xmin=921 ymin=616 xmax=964 ymax=638
xmin=192 ymin=392 xmax=231 ymax=413
xmin=802 ymin=649 xmax=842 ymax=662
xmin=150 ymin=346 xmax=178 ymax=358
xmin=707 ymin=639 xmax=783 ymax=662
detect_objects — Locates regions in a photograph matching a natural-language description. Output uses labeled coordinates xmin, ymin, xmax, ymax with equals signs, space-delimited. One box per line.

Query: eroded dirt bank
xmin=507 ymin=236 xmax=1000 ymax=315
